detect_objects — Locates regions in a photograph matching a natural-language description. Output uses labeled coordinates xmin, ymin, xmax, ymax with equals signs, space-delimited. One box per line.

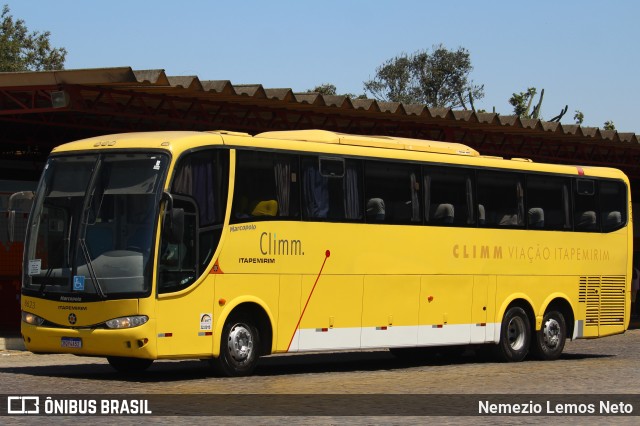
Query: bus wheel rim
xmin=507 ymin=316 xmax=526 ymax=351
xmin=543 ymin=318 xmax=561 ymax=349
xmin=228 ymin=324 xmax=253 ymax=363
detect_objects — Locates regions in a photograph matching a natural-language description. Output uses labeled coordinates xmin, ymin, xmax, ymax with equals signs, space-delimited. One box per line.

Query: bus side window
xmin=301 ymin=157 xmax=329 ymax=219
xmin=301 ymin=157 xmax=362 ymax=222
xmin=477 ymin=171 xmax=524 ymax=228
xmin=574 ymin=179 xmax=599 ymax=232
xmin=526 ymin=175 xmax=571 ymax=230
xmin=364 ymin=160 xmax=420 ymax=225
xmin=424 ymin=166 xmax=474 ymax=226
xmin=232 ymin=151 xmax=299 ymax=222
xmin=600 ymin=181 xmax=627 ymax=232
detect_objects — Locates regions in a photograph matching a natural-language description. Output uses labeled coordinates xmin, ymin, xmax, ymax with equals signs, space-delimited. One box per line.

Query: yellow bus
xmin=17 ymin=129 xmax=631 ymax=376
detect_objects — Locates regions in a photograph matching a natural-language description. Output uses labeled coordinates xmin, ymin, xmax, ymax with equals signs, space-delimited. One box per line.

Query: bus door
xmin=154 ymin=149 xmax=229 ymax=358
xmin=155 ymin=196 xmax=216 ymax=357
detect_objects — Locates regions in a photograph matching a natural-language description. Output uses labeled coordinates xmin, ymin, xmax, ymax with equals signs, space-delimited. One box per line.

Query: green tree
xmin=308 ymin=83 xmax=337 ymax=95
xmin=509 ymin=87 xmax=569 ymax=122
xmin=0 ymin=4 xmax=66 ymax=72
xmin=306 ymin=83 xmax=366 ymax=99
xmin=362 ymin=53 xmax=415 ymax=104
xmin=363 ymin=44 xmax=485 ymax=109
xmin=603 ymin=121 xmax=615 ymax=131
xmin=574 ymin=110 xmax=584 ymax=125
xmin=509 ymin=87 xmax=543 ymax=119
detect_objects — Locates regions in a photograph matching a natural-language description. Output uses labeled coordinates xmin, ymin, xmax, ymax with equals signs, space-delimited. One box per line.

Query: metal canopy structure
xmin=2 ymin=67 xmax=640 ymax=192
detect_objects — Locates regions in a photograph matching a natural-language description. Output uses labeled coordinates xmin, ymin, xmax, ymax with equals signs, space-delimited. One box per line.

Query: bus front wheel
xmin=211 ymin=313 xmax=260 ymax=377
xmin=531 ymin=310 xmax=566 ymax=360
xmin=107 ymin=356 xmax=153 ymax=373
xmin=494 ymin=306 xmax=530 ymax=362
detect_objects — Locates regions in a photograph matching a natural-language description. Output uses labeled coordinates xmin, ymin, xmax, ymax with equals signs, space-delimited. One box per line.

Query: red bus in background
xmin=1 ymin=180 xmax=36 ymax=332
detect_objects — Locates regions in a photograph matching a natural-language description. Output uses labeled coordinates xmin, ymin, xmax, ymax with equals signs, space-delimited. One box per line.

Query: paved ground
xmin=1 ymin=327 xmax=639 ymax=424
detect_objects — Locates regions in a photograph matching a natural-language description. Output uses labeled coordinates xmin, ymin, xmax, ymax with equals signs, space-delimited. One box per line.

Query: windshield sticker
xmin=28 ymin=259 xmax=41 ymax=276
xmin=73 ymin=276 xmax=85 ymax=291
xmin=153 ymin=160 xmax=161 ymax=170
xmin=200 ymin=313 xmax=212 ymax=331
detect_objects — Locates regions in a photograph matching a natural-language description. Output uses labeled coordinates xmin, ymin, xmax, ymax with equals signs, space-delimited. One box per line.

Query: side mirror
xmin=161 ymin=191 xmax=184 ymax=244
xmin=166 ymin=208 xmax=184 ymax=244
xmin=8 ymin=210 xmax=16 ymax=243
xmin=8 ymin=191 xmax=35 ymax=243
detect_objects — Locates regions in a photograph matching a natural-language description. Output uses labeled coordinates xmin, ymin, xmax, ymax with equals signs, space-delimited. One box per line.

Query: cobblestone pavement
xmin=1 ymin=329 xmax=639 ymax=424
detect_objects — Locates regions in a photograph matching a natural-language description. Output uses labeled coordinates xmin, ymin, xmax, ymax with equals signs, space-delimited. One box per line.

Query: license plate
xmin=61 ymin=337 xmax=82 ymax=348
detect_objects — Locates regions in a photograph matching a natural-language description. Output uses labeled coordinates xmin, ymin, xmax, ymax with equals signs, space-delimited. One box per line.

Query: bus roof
xmin=256 ymin=129 xmax=480 ymax=157
xmin=50 ymin=129 xmax=628 ymax=181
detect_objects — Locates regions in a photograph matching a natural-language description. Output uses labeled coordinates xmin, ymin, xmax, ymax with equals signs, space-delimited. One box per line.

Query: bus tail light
xmin=105 ymin=315 xmax=149 ymax=329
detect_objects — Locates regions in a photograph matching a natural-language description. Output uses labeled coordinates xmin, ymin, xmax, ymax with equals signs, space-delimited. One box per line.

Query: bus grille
xmin=578 ymin=276 xmax=626 ymax=326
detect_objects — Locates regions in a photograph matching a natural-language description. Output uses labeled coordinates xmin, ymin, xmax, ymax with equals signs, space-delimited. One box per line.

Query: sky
xmin=7 ymin=0 xmax=640 ymax=133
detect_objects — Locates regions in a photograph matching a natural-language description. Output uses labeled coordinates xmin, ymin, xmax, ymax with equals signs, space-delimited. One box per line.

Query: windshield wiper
xmin=74 ymin=156 xmax=107 ymax=299
xmin=37 ymin=237 xmax=68 ymax=295
xmin=38 ymin=266 xmax=59 ymax=294
xmin=79 ymin=239 xmax=106 ymax=299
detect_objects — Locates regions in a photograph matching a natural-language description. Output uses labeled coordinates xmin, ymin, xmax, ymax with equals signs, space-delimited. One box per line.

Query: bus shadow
xmin=253 ymin=349 xmax=613 ymax=377
xmin=0 ymin=349 xmax=614 ymax=382
xmin=0 ymin=359 xmax=211 ymax=382
xmin=554 ymin=352 xmax=612 ymax=361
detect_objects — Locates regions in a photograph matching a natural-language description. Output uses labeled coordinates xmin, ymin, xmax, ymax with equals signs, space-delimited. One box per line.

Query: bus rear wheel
xmin=210 ymin=313 xmax=260 ymax=377
xmin=107 ymin=356 xmax=153 ymax=373
xmin=531 ymin=310 xmax=566 ymax=360
xmin=494 ymin=306 xmax=530 ymax=362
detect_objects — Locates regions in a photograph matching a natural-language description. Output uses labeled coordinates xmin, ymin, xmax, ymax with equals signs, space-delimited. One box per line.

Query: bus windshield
xmin=23 ymin=152 xmax=169 ymax=299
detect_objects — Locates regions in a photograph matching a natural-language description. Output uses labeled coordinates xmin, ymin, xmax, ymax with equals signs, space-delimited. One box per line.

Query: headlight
xmin=22 ymin=311 xmax=45 ymax=326
xmin=105 ymin=315 xmax=149 ymax=329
